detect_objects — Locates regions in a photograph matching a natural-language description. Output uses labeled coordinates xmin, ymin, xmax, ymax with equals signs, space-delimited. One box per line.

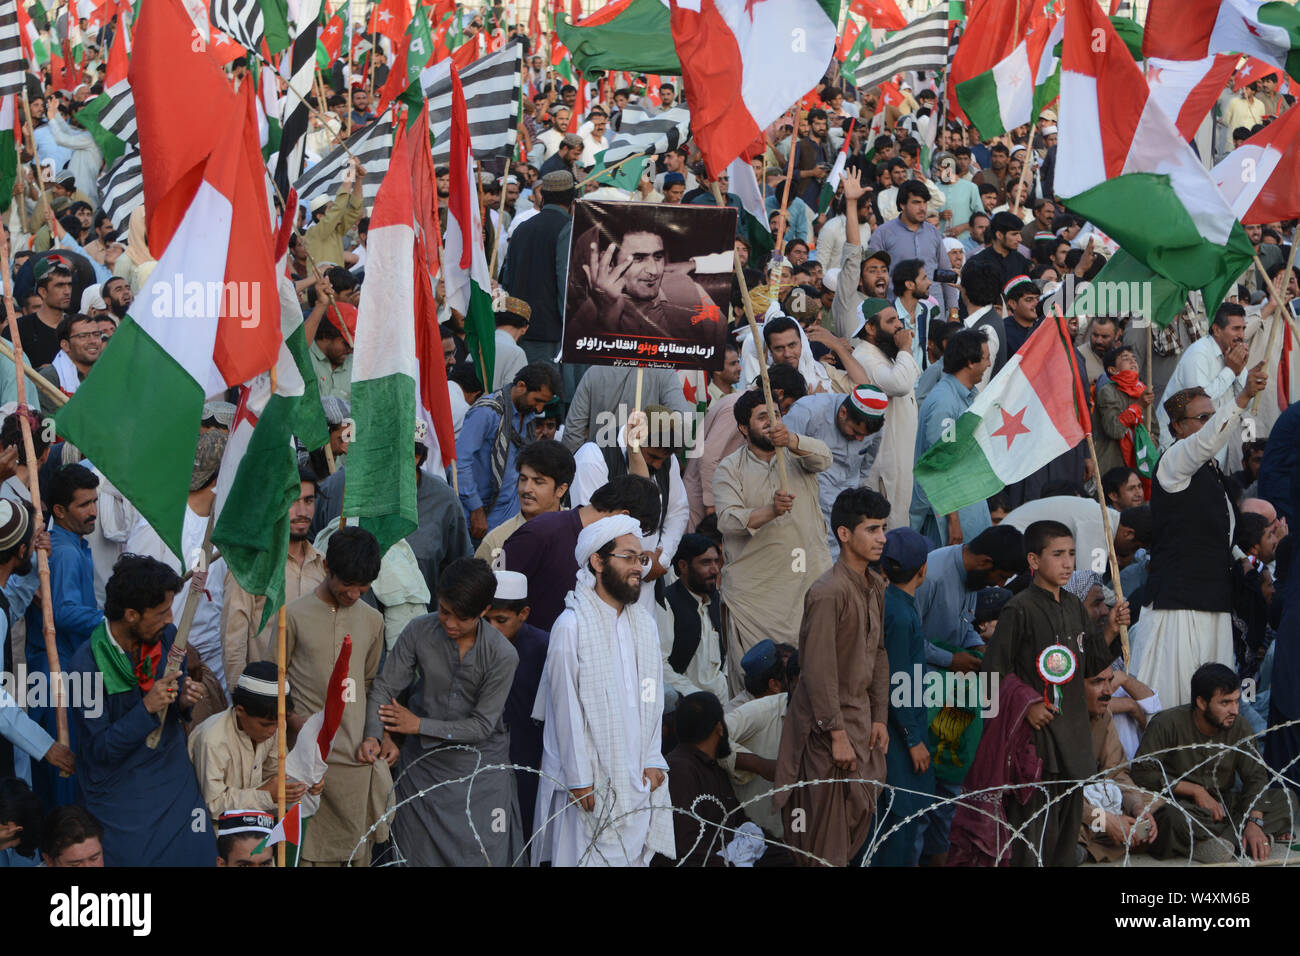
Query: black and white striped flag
xmin=855 ymin=7 xmax=950 ymax=93
xmin=0 ymin=0 xmax=24 ymax=97
xmin=97 ymin=149 xmax=143 ymax=233
xmin=600 ymin=106 xmax=690 ymax=167
xmin=292 ymin=116 xmax=392 ymax=215
xmin=420 ymin=45 xmax=521 ymax=165
xmin=98 ymin=80 xmax=137 ymax=149
xmin=274 ymin=0 xmax=320 ymax=196
xmin=209 ymin=0 xmax=265 ymax=56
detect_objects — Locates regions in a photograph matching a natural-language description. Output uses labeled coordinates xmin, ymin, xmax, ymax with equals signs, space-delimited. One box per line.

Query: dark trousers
xmin=1005 ymin=772 xmax=1084 ymax=867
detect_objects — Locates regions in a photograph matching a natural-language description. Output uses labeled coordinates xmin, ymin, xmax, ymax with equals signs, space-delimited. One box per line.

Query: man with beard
xmin=1133 ymin=663 xmax=1298 ymax=862
xmin=28 ymin=464 xmax=100 ymax=807
xmin=661 ymin=691 xmax=788 ymax=866
xmin=222 ymin=467 xmax=326 ymax=688
xmin=852 ymin=299 xmax=920 ymax=530
xmin=124 ymin=431 xmax=231 ymax=689
xmin=775 ymin=488 xmax=891 ymax=867
xmin=101 ymin=276 xmax=132 ymax=320
xmin=715 ymin=389 xmax=833 ymax=694
xmin=531 ymin=514 xmax=675 ymax=866
xmin=578 ymin=227 xmax=719 ymax=341
xmin=1078 ymin=662 xmax=1160 ymax=862
xmin=68 ymin=554 xmax=216 ymax=866
xmin=783 ymin=385 xmax=888 ymax=557
xmin=831 ymin=169 xmax=889 ymax=338
xmin=0 ymin=499 xmax=72 ymax=786
xmin=657 ymin=534 xmax=728 ymax=702
xmin=571 ymin=407 xmax=688 ymax=612
xmin=1080 ymin=315 xmax=1121 ymax=393
xmin=282 ymin=526 xmax=389 ymax=866
xmin=37 ymin=313 xmax=101 ymax=410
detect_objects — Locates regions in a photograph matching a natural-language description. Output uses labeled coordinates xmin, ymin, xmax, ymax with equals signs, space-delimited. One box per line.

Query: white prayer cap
xmin=574 ymin=514 xmax=642 ymax=580
xmin=1042 ymin=125 xmax=1058 ymax=135
xmin=823 ymin=267 xmax=840 ymax=293
xmin=942 ymin=237 xmax=964 ymax=254
xmin=494 ymin=570 xmax=528 ymax=601
xmin=79 ymin=283 xmax=106 ymax=313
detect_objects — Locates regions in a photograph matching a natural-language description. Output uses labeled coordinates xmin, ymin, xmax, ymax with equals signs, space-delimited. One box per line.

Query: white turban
xmin=574 ymin=514 xmax=643 ymax=590
xmin=942 ymin=237 xmax=964 ymax=254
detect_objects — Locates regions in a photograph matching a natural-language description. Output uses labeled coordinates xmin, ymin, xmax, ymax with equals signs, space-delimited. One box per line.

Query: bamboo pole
xmin=0 ymin=231 xmax=65 ymax=757
xmin=772 ymin=103 xmax=803 ymax=302
xmin=145 ymin=510 xmax=215 ymax=748
xmin=276 ymin=603 xmax=287 ymax=868
xmin=0 ymin=337 xmax=68 ymax=407
xmin=573 ymin=149 xmax=645 ymax=189
xmin=1085 ymin=432 xmax=1130 ymax=668
xmin=630 ymin=366 xmax=643 ymax=455
xmin=1252 ymin=247 xmax=1299 ymax=415
xmin=711 ymin=181 xmax=788 ymax=491
xmin=1145 ymin=322 xmax=1153 ymax=433
xmin=21 ymin=90 xmax=61 ymax=242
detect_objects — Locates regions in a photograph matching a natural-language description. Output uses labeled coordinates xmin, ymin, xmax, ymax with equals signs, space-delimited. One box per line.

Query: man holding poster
xmin=564 ymin=202 xmax=736 ymax=371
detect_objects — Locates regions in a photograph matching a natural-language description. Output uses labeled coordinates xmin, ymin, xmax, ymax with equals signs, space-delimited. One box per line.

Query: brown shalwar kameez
xmin=775 ymin=561 xmax=890 ymax=867
xmin=981 ymin=582 xmax=1117 ymax=866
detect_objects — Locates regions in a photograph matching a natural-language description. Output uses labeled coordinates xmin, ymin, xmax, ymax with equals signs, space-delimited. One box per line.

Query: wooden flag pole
xmin=1252 ymin=247 xmax=1298 ymax=415
xmin=630 ymin=366 xmax=644 ymax=455
xmin=1085 ymin=432 xmax=1130 ymax=667
xmin=573 ymin=150 xmax=646 ymax=189
xmin=1010 ymin=142 xmax=1035 ymax=218
xmin=20 ymin=90 xmax=60 ymax=242
xmin=145 ymin=510 xmax=215 ymax=749
xmin=276 ymin=603 xmax=288 ymax=868
xmin=1145 ymin=322 xmax=1153 ymax=433
xmin=712 ymin=181 xmax=788 ymax=491
xmin=14 ymin=141 xmax=27 ymax=236
xmin=0 ymin=337 xmax=68 ymax=406
xmin=0 ymin=231 xmax=66 ymax=759
xmin=772 ymin=103 xmax=803 ymax=302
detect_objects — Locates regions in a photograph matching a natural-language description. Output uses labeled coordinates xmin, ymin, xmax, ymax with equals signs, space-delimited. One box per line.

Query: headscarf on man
xmin=574 ymin=514 xmax=643 ymax=591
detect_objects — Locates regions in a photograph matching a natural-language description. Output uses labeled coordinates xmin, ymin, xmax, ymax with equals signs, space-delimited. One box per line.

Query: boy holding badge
xmin=980 ymin=520 xmax=1130 ymax=866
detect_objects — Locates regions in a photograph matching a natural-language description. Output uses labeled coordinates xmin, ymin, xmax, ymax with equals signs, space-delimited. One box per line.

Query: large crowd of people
xmin=2 ymin=1 xmax=1300 ymax=870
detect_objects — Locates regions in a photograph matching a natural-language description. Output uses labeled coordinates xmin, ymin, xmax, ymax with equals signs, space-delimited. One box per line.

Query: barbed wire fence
xmin=340 ymin=719 xmax=1300 ymax=867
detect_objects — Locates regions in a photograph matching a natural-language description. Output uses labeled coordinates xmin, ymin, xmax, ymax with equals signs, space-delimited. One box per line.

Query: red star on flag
xmin=990 ymin=405 xmax=1031 ymax=449
xmin=744 ymin=0 xmax=771 ymax=22
xmin=1244 ymin=18 xmax=1262 ymax=37
xmin=1146 ymin=65 xmax=1164 ymax=84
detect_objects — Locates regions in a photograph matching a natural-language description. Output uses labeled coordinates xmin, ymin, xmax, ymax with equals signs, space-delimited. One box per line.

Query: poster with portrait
xmin=562 ymin=200 xmax=737 ymax=372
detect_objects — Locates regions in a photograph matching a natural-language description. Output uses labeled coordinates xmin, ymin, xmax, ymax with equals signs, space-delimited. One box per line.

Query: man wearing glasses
xmin=37 ymin=313 xmax=103 ymax=412
xmin=532 ymin=514 xmax=675 ymax=866
xmin=1134 ymin=364 xmax=1267 ymax=712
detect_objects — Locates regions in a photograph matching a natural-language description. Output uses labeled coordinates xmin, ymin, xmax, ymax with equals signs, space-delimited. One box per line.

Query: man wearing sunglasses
xmin=1134 ymin=362 xmax=1267 ymax=713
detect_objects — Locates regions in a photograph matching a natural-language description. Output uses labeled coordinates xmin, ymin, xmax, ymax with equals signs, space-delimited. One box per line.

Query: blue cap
xmin=663 ymin=171 xmax=685 ymax=187
xmin=974 ymin=586 xmax=1013 ymax=623
xmin=882 ymin=527 xmax=929 ymax=578
xmin=740 ymin=639 xmax=778 ymax=679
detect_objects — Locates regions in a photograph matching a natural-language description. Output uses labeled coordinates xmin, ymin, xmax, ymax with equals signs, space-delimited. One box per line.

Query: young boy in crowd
xmin=874 ymin=528 xmax=936 ymax=866
xmin=484 ymin=569 xmax=550 ymax=837
xmin=981 ymin=520 xmax=1129 ymax=866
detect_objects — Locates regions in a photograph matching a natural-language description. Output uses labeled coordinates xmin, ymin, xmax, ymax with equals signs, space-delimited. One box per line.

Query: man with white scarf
xmin=37 ymin=313 xmax=103 ymax=410
xmin=531 ymin=514 xmax=675 ymax=867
